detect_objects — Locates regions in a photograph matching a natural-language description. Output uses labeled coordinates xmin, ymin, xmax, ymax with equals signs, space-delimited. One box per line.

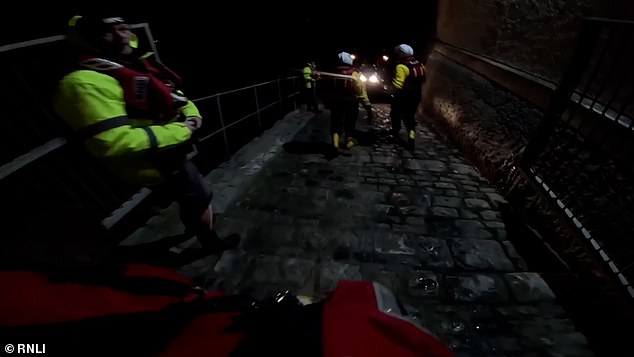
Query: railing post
xmin=216 ymin=96 xmax=230 ymax=157
xmin=277 ymin=78 xmax=283 ymax=115
xmin=292 ymin=77 xmax=298 ymax=111
xmin=254 ymin=86 xmax=262 ymax=131
xmin=139 ymin=23 xmax=161 ymax=63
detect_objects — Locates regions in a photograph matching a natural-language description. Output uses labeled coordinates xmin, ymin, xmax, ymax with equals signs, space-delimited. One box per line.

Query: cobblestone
xmin=123 ymin=107 xmax=594 ymax=356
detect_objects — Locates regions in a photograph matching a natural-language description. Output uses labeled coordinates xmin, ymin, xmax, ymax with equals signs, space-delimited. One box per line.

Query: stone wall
xmin=423 ymin=0 xmax=612 ymax=184
xmin=435 ymin=0 xmax=620 ymax=81
xmin=420 ymin=52 xmax=543 ymax=184
xmin=423 ymin=0 xmax=634 ymax=191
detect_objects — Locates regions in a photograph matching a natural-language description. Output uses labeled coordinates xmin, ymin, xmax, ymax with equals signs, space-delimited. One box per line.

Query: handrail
xmin=584 ymin=17 xmax=634 ymax=26
xmin=0 ymin=23 xmax=149 ymax=53
xmin=102 ymin=76 xmax=301 ymax=229
xmin=194 ymin=80 xmax=278 ymax=101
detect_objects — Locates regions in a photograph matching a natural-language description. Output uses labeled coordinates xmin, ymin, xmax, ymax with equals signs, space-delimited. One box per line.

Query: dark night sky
xmin=2 ymin=4 xmax=437 ymax=97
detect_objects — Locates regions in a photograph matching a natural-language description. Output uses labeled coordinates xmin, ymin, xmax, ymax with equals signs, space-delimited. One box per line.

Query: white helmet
xmin=337 ymin=51 xmax=353 ymax=65
xmin=394 ymin=44 xmax=414 ymax=58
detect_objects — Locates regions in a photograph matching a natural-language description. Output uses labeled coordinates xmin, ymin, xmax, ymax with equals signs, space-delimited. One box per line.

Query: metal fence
xmin=517 ymin=17 xmax=634 ymax=300
xmin=0 ymin=23 xmax=301 ymax=241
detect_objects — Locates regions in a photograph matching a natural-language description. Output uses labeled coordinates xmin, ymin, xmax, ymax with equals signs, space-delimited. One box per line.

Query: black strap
xmin=78 ymin=116 xmax=130 ymax=139
xmin=142 ymin=127 xmax=158 ymax=150
xmin=78 ymin=116 xmax=160 ymax=151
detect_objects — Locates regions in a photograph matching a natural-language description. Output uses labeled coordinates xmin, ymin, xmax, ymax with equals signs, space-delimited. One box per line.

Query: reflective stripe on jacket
xmin=353 ymin=71 xmax=370 ymax=105
xmin=303 ymin=66 xmax=315 ymax=89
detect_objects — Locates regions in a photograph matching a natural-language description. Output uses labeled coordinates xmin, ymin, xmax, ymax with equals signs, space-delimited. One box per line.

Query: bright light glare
xmin=369 ymin=74 xmax=378 ymax=83
xmin=360 ymin=74 xmax=367 ymax=82
xmin=382 ymin=55 xmax=389 ymax=61
xmin=351 ymin=54 xmax=356 ymax=60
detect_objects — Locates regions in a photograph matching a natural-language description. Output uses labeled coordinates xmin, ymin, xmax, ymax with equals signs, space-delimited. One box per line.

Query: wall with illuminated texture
xmin=420 ymin=0 xmax=626 ymax=183
xmin=419 ymin=3 xmax=634 ymax=342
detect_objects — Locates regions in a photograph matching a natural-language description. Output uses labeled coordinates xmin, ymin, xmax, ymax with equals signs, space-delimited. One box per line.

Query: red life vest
xmin=0 ymin=264 xmax=455 ymax=357
xmin=332 ymin=65 xmax=359 ymax=101
xmin=78 ymin=55 xmax=188 ymax=121
xmin=0 ymin=263 xmax=244 ymax=357
xmin=398 ymin=56 xmax=425 ymax=94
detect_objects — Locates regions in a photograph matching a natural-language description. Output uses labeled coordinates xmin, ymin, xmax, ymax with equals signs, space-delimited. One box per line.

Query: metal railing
xmin=0 ymin=24 xmax=301 ymax=239
xmin=102 ymin=76 xmax=302 ymax=230
xmin=516 ymin=17 xmax=634 ymax=301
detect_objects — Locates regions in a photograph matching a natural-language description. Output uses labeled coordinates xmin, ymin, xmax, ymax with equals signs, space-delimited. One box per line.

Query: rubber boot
xmin=406 ymin=130 xmax=416 ymax=151
xmin=346 ymin=137 xmax=357 ymax=149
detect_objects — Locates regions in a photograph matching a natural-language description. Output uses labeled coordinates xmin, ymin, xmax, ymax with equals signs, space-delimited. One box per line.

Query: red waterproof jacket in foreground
xmin=0 ymin=263 xmax=454 ymax=357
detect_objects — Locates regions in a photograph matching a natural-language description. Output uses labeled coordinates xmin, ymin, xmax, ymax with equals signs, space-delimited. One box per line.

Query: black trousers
xmin=330 ymin=99 xmax=359 ymax=137
xmin=390 ymin=92 xmax=420 ymax=134
xmin=155 ymin=159 xmax=213 ymax=232
xmin=302 ymin=86 xmax=319 ymax=111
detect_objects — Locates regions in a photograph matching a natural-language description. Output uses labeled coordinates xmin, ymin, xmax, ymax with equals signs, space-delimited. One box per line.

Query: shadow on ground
xmin=282 ymin=130 xmax=379 ymax=160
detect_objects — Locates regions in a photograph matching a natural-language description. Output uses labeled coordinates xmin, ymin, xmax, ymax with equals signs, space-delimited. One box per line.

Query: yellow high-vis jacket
xmin=303 ymin=65 xmax=316 ymax=89
xmin=392 ymin=61 xmax=426 ymax=93
xmin=352 ymin=71 xmax=370 ymax=106
xmin=53 ymin=69 xmax=199 ymax=186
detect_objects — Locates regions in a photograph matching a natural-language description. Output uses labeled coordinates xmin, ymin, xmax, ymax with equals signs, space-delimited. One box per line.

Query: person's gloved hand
xmin=184 ymin=116 xmax=203 ymax=131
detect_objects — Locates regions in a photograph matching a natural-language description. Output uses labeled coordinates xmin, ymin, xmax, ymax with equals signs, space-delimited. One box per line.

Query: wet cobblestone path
xmin=146 ymin=105 xmax=595 ymax=356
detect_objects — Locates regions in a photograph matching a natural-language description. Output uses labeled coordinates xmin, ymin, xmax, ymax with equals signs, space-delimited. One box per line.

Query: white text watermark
xmin=4 ymin=344 xmax=46 ymax=354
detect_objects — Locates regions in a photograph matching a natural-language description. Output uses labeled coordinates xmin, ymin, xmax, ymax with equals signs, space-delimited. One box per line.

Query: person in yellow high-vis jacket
xmin=324 ymin=52 xmax=371 ymax=150
xmin=53 ymin=15 xmax=239 ymax=254
xmin=389 ymin=44 xmax=425 ymax=151
xmin=302 ymin=61 xmax=320 ymax=112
